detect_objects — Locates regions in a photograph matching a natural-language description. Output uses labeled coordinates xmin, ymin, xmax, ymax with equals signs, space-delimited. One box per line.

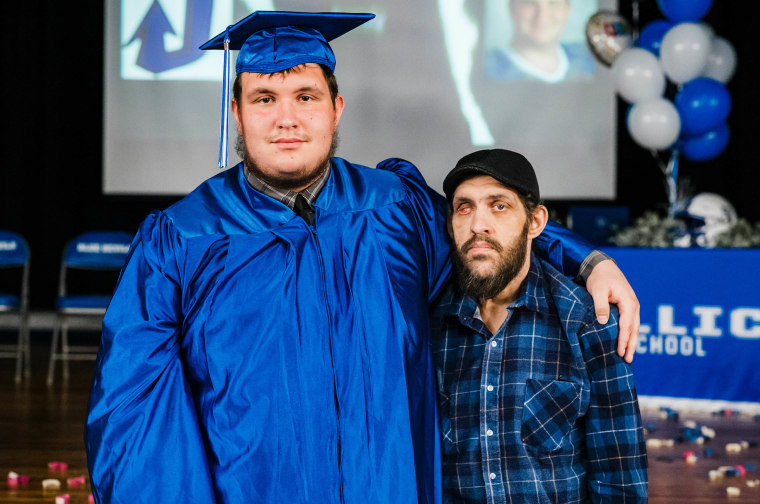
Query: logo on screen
xmin=121 ymin=0 xmax=234 ymax=80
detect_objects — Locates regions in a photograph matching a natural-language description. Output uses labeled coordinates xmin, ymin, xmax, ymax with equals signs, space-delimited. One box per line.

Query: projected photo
xmin=482 ymin=0 xmax=596 ymax=82
xmin=105 ymin=0 xmax=616 ymax=200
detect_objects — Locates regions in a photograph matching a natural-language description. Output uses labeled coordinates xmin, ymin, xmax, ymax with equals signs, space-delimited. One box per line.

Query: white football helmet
xmin=675 ymin=193 xmax=737 ymax=247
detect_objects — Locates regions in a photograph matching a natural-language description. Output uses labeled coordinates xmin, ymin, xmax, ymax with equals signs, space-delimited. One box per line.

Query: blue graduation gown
xmin=85 ymin=158 xmax=592 ymax=503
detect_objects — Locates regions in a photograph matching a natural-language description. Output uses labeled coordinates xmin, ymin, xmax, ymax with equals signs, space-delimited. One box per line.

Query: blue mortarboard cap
xmin=201 ymin=11 xmax=375 ymax=73
xmin=200 ymin=11 xmax=374 ymax=168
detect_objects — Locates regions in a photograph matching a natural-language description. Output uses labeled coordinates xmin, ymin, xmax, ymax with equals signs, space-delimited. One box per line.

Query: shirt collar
xmin=244 ymin=162 xmax=331 ymax=210
xmin=505 ymin=45 xmax=569 ymax=83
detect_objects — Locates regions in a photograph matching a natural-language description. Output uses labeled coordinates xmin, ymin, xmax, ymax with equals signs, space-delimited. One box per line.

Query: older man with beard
xmin=432 ymin=149 xmax=648 ymax=503
xmin=86 ymin=11 xmax=641 ymax=504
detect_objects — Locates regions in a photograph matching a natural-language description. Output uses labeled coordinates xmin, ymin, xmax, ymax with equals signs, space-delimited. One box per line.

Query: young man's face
xmin=231 ymin=63 xmax=344 ymax=191
xmin=509 ymin=0 xmax=571 ymax=49
xmin=450 ymin=175 xmax=545 ymax=299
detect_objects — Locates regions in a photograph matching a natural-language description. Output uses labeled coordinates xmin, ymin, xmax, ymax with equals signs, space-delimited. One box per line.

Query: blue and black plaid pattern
xmin=432 ymin=257 xmax=648 ymax=503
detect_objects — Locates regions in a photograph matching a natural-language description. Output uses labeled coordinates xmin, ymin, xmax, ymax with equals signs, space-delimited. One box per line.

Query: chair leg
xmin=23 ymin=318 xmax=31 ymax=378
xmin=47 ymin=318 xmax=61 ymax=386
xmin=14 ymin=325 xmax=23 ymax=384
xmin=62 ymin=324 xmax=70 ymax=380
xmin=14 ymin=312 xmax=24 ymax=383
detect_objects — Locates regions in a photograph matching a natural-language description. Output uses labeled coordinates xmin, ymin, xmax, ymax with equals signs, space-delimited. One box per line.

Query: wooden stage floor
xmin=1 ymin=338 xmax=759 ymax=503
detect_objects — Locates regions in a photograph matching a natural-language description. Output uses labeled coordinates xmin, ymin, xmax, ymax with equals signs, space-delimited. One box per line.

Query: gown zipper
xmin=307 ymin=219 xmax=344 ymax=503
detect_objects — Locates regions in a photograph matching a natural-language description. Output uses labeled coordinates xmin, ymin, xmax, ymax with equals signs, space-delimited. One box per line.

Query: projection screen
xmin=104 ymin=0 xmax=618 ymax=198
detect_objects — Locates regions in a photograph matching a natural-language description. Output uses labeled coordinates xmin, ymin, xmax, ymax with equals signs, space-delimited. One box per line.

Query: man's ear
xmin=333 ymin=94 xmax=345 ymax=127
xmin=231 ymin=98 xmax=242 ymax=135
xmin=527 ymin=205 xmax=548 ymax=240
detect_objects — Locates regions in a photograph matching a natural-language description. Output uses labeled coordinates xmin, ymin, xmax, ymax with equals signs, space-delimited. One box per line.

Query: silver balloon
xmin=703 ymin=37 xmax=737 ymax=83
xmin=660 ymin=23 xmax=712 ymax=84
xmin=612 ymin=48 xmax=666 ymax=103
xmin=585 ymin=10 xmax=634 ymax=67
xmin=627 ymin=98 xmax=681 ymax=150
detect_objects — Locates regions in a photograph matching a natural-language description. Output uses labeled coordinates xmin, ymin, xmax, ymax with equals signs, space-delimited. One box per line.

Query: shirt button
xmin=491 ymin=341 xmax=497 ymax=347
xmin=487 ymin=385 xmax=494 ymax=392
xmin=487 ymin=429 xmax=493 ymax=436
xmin=489 ymin=473 xmax=496 ymax=480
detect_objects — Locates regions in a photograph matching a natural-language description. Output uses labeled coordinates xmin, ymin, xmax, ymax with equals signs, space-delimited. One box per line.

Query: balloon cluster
xmin=612 ymin=0 xmax=736 ymax=162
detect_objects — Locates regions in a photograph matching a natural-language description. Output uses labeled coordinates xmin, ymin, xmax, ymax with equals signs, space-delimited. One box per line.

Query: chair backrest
xmin=62 ymin=231 xmax=133 ymax=269
xmin=0 ymin=230 xmax=29 ymax=267
xmin=0 ymin=230 xmax=30 ymax=312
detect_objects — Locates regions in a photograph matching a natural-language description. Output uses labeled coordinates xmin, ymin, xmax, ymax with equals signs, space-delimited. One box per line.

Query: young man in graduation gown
xmin=85 ymin=11 xmax=640 ymax=503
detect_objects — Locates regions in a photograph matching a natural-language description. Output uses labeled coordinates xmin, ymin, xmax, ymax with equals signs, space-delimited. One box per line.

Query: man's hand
xmin=586 ymin=259 xmax=640 ymax=363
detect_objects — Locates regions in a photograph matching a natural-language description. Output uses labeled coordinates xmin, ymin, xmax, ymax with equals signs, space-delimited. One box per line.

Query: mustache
xmin=270 ymin=134 xmax=310 ymax=142
xmin=460 ymin=234 xmax=503 ymax=254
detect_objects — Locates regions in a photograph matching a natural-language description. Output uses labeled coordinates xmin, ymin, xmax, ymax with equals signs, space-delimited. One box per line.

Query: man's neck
xmin=477 ymin=253 xmax=532 ymax=335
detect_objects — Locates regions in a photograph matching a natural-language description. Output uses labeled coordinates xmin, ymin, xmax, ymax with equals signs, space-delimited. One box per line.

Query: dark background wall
xmin=1 ymin=0 xmax=757 ymax=309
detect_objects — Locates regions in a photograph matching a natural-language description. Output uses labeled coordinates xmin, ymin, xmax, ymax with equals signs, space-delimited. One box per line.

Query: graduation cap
xmin=201 ymin=11 xmax=375 ymax=168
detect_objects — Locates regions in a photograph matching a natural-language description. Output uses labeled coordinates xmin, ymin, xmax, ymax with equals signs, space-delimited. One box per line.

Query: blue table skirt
xmin=601 ymin=247 xmax=760 ymax=404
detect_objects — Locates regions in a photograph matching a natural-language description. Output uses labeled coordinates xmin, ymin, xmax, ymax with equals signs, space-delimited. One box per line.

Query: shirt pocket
xmin=521 ymin=378 xmax=582 ymax=453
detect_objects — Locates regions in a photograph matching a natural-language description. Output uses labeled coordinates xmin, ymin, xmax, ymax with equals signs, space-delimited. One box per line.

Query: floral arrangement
xmin=610 ymin=212 xmax=760 ymax=248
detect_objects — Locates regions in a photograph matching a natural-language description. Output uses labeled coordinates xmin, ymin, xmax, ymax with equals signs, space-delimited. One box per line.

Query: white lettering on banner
xmin=665 ymin=335 xmax=679 ymax=355
xmin=652 ymin=304 xmax=760 ymax=340
xmin=636 ymin=324 xmax=651 ymax=354
xmin=731 ymin=308 xmax=760 ymax=339
xmin=658 ymin=305 xmax=687 ymax=335
xmin=636 ymin=304 xmax=760 ymax=357
xmin=76 ymin=242 xmax=129 ymax=254
xmin=636 ymin=331 xmax=707 ymax=357
xmin=0 ymin=240 xmax=18 ymax=251
xmin=692 ymin=306 xmax=723 ymax=337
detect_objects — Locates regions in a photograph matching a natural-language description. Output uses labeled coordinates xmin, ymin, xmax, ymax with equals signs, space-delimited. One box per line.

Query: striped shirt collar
xmin=244 ymin=162 xmax=331 ymax=210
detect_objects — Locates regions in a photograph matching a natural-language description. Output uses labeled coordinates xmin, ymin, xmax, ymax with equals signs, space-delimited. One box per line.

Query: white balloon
xmin=627 ymin=98 xmax=681 ymax=150
xmin=612 ymin=48 xmax=666 ymax=103
xmin=660 ymin=23 xmax=712 ymax=84
xmin=698 ymin=22 xmax=715 ymax=42
xmin=703 ymin=37 xmax=737 ymax=83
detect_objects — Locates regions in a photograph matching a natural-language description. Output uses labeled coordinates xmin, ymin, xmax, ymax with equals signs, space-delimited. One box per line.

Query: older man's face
xmin=450 ymin=175 xmax=532 ymax=299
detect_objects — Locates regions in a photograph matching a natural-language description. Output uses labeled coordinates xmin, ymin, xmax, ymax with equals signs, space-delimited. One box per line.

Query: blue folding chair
xmin=0 ymin=230 xmax=31 ymax=383
xmin=46 ymin=231 xmax=132 ymax=385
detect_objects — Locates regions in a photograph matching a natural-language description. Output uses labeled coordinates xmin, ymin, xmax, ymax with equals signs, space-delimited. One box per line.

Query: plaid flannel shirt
xmin=431 ymin=255 xmax=648 ymax=503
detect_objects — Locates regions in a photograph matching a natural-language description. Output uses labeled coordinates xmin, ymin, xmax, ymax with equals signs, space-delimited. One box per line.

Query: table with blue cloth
xmin=602 ymin=247 xmax=760 ymax=405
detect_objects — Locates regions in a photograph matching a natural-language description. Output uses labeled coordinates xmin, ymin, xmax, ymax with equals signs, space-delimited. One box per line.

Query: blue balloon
xmin=657 ymin=0 xmax=713 ymax=22
xmin=675 ymin=77 xmax=731 ymax=136
xmin=636 ymin=20 xmax=673 ymax=57
xmin=681 ymin=123 xmax=730 ymax=162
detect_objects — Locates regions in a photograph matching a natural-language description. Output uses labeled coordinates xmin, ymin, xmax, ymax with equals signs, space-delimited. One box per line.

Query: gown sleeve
xmin=375 ymin=158 xmax=453 ymax=304
xmin=85 ymin=211 xmax=216 ymax=503
xmin=533 ymin=219 xmax=595 ymax=279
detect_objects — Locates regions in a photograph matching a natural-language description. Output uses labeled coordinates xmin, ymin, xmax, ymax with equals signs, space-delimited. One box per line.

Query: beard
xmin=452 ymin=219 xmax=529 ymax=301
xmin=236 ymin=133 xmax=340 ymax=191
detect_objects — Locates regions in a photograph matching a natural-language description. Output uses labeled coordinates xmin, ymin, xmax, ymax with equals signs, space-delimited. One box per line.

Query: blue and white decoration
xmin=609 ymin=0 xmax=737 ymax=216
